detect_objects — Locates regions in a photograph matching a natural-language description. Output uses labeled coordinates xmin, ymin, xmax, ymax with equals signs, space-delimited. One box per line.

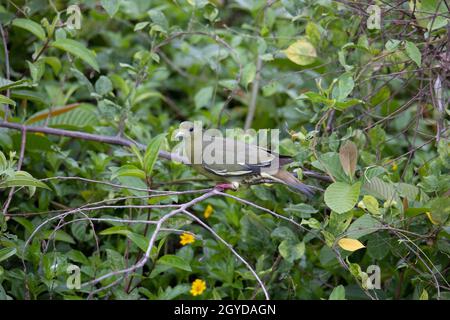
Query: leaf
xmin=405 ymin=41 xmax=421 ymax=67
xmin=396 ymin=183 xmax=418 ymax=201
xmin=339 ymin=141 xmax=358 ymax=179
xmin=12 ymin=18 xmax=46 ymax=41
xmin=111 ymin=165 xmax=146 ymax=180
xmin=241 ymin=63 xmax=256 ymax=87
xmin=385 ymin=39 xmax=401 ymax=51
xmin=99 ymin=226 xmax=151 ymax=252
xmin=426 ymin=197 xmax=450 ymax=225
xmin=283 ymin=39 xmax=317 ymax=66
xmin=10 ymin=90 xmax=47 ymax=104
xmin=51 ymin=39 xmax=100 ymax=72
xmin=0 ymin=94 xmax=16 ymax=106
xmin=95 ymin=76 xmax=113 ymax=96
xmin=278 ymin=240 xmax=305 ymax=263
xmin=41 ymin=57 xmax=62 ymax=75
xmin=312 ymin=152 xmax=348 ymax=182
xmin=329 ymin=285 xmax=345 ymax=300
xmin=0 ymin=171 xmax=50 ymax=190
xmin=338 ymin=238 xmax=365 ymax=252
xmin=134 ymin=22 xmax=149 ymax=31
xmin=25 ymin=103 xmax=80 ymax=124
xmin=41 ymin=230 xmax=76 ymax=244
xmin=0 ymin=78 xmax=30 ymax=92
xmin=194 ymin=86 xmax=213 ymax=109
xmin=26 ymin=103 xmax=98 ymax=128
xmin=347 ymin=214 xmax=382 ymax=239
xmin=419 ymin=289 xmax=428 ymax=300
xmin=324 ymin=182 xmax=361 ymax=214
xmin=157 ymin=254 xmax=192 ymax=272
xmin=332 ymin=73 xmax=354 ymax=101
xmin=0 ymin=247 xmax=17 ymax=263
xmin=362 ymin=195 xmax=380 ymax=215
xmin=101 ymin=0 xmax=120 ymax=17
xmin=148 ymin=9 xmax=169 ymax=32
xmin=363 ymin=177 xmax=400 ymax=203
xmin=143 ymin=133 xmax=166 ymax=176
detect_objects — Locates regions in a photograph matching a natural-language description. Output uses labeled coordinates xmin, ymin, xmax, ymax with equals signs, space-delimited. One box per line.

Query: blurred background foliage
xmin=0 ymin=0 xmax=449 ymax=300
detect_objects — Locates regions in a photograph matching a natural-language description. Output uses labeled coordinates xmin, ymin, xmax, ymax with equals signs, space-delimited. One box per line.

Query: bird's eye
xmin=189 ymin=127 xmax=194 ymax=132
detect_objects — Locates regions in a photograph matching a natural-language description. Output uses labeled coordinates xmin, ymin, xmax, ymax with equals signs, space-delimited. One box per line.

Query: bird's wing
xmin=199 ymin=135 xmax=279 ymax=177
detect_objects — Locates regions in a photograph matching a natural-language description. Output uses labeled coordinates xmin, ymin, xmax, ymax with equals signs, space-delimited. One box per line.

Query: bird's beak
xmin=174 ymin=130 xmax=184 ymax=140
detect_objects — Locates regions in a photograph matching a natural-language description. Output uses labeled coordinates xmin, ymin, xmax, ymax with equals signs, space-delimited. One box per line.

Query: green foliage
xmin=0 ymin=0 xmax=448 ymax=301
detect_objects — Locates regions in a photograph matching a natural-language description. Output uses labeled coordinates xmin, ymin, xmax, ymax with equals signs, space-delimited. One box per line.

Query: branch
xmin=0 ymin=121 xmax=186 ymax=163
xmin=81 ymin=190 xmax=218 ymax=288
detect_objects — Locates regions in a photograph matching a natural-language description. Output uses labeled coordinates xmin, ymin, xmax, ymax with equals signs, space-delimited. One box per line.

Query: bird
xmin=174 ymin=121 xmax=316 ymax=197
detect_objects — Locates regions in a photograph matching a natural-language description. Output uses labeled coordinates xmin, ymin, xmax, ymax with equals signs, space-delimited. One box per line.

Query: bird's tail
xmin=270 ymin=170 xmax=316 ymax=198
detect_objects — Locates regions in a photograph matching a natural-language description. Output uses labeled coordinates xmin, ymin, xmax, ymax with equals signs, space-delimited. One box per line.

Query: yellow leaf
xmin=426 ymin=212 xmax=438 ymax=225
xmin=283 ymin=39 xmax=317 ymax=66
xmin=25 ymin=103 xmax=81 ymax=124
xmin=338 ymin=238 xmax=365 ymax=252
xmin=419 ymin=289 xmax=428 ymax=300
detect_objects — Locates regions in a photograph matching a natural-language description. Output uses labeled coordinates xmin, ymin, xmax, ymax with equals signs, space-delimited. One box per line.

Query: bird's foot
xmin=214 ymin=182 xmax=239 ymax=191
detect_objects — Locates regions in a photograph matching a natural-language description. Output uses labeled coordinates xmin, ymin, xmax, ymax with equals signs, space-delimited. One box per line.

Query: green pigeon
xmin=175 ymin=121 xmax=315 ymax=197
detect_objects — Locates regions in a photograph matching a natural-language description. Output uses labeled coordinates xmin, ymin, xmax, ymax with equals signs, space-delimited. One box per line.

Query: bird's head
xmin=174 ymin=121 xmax=195 ymax=141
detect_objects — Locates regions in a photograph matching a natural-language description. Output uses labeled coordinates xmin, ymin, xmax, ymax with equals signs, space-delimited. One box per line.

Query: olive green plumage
xmin=175 ymin=121 xmax=315 ymax=197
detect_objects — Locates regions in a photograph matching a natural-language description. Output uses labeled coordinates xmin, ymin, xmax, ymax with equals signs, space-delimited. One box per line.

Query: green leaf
xmin=95 ymin=76 xmax=113 ymax=95
xmin=101 ymin=0 xmax=120 ymax=17
xmin=0 ymin=247 xmax=17 ymax=263
xmin=405 ymin=41 xmax=421 ymax=67
xmin=347 ymin=214 xmax=382 ymax=239
xmin=312 ymin=152 xmax=348 ymax=182
xmin=363 ymin=177 xmax=400 ymax=203
xmin=283 ymin=39 xmax=317 ymax=65
xmin=111 ymin=165 xmax=146 ymax=180
xmin=361 ymin=195 xmax=380 ymax=215
xmin=157 ymin=254 xmax=192 ymax=272
xmin=41 ymin=230 xmax=76 ymax=244
xmin=99 ymin=226 xmax=151 ymax=252
xmin=143 ymin=133 xmax=166 ymax=177
xmin=332 ymin=73 xmax=354 ymax=101
xmin=12 ymin=18 xmax=46 ymax=41
xmin=10 ymin=90 xmax=47 ymax=104
xmin=0 ymin=171 xmax=50 ymax=190
xmin=0 ymin=78 xmax=30 ymax=92
xmin=385 ymin=39 xmax=401 ymax=52
xmin=148 ymin=9 xmax=169 ymax=32
xmin=51 ymin=39 xmax=100 ymax=72
xmin=194 ymin=86 xmax=213 ymax=109
xmin=325 ymin=182 xmax=361 ymax=214
xmin=241 ymin=63 xmax=256 ymax=87
xmin=0 ymin=94 xmax=16 ymax=106
xmin=329 ymin=285 xmax=346 ymax=300
xmin=134 ymin=22 xmax=149 ymax=31
xmin=278 ymin=240 xmax=305 ymax=263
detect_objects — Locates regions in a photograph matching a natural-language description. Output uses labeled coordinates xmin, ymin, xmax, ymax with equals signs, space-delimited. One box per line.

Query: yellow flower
xmin=392 ymin=161 xmax=398 ymax=171
xmin=179 ymin=232 xmax=195 ymax=246
xmin=204 ymin=204 xmax=213 ymax=219
xmin=190 ymin=279 xmax=206 ymax=296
